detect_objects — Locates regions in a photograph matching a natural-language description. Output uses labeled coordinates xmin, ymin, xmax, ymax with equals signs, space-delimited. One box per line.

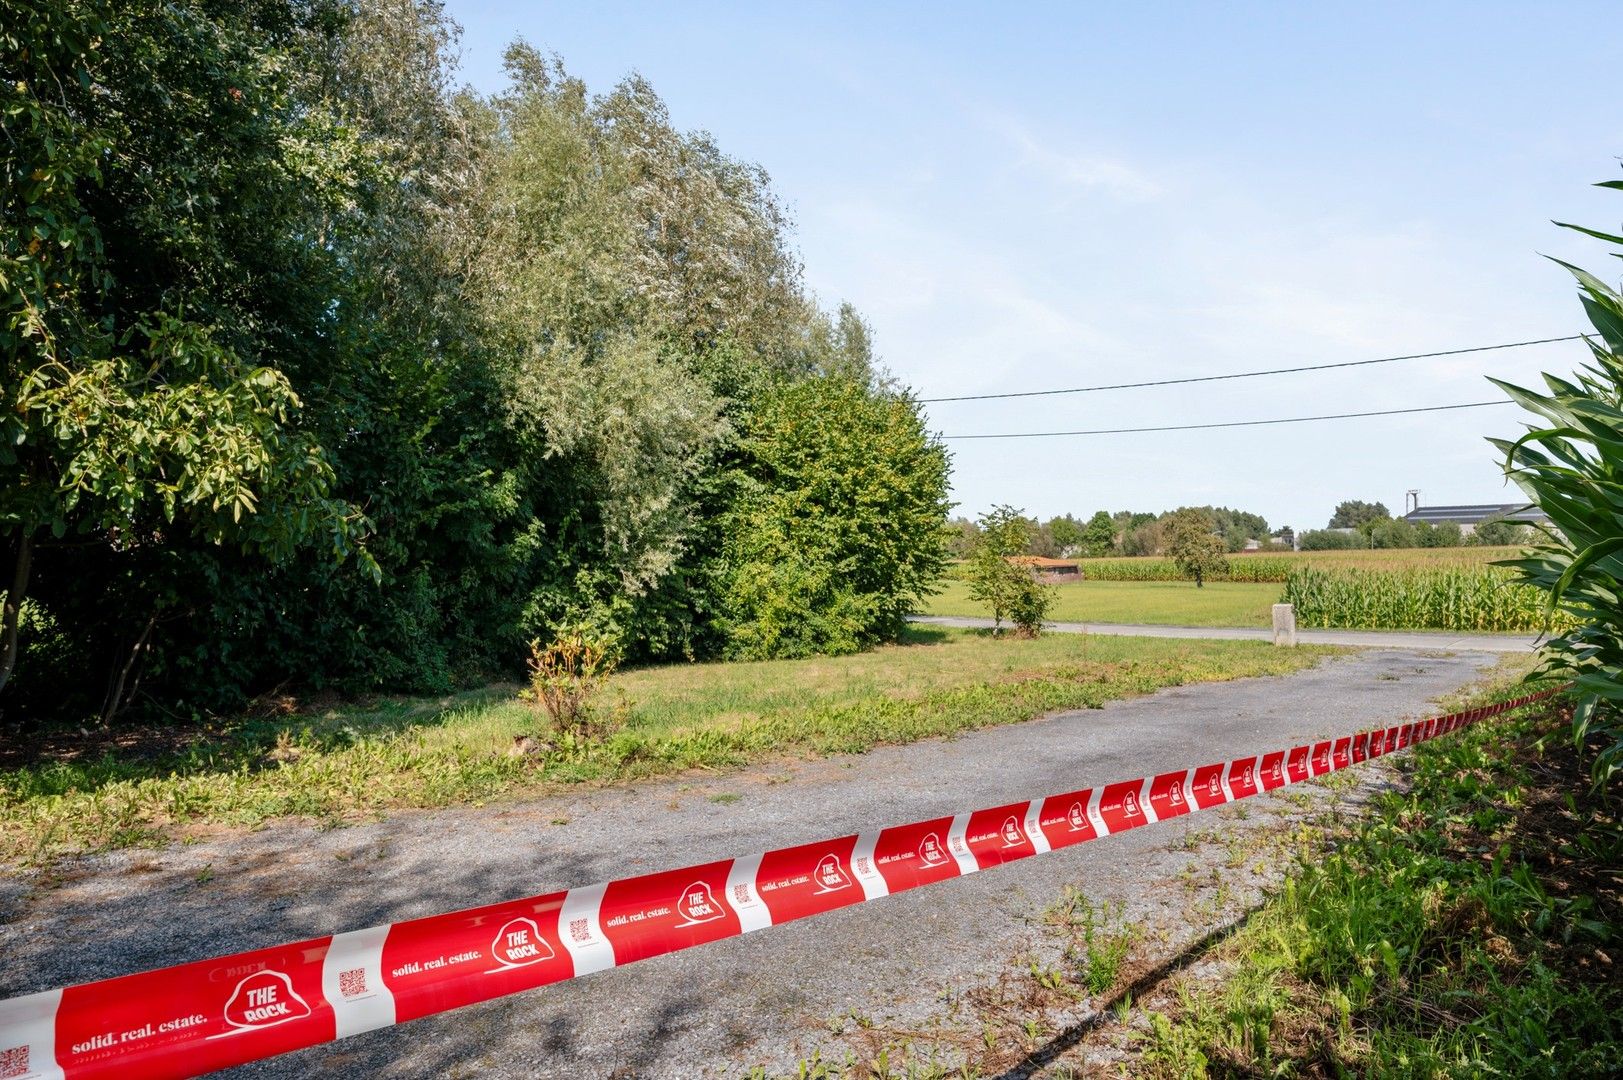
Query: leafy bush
xmin=525 ymin=623 xmax=622 ymax=742
xmin=1004 ymin=573 xmax=1056 ymax=637
xmin=1493 ymin=187 xmax=1623 ymax=780
xmin=1297 ymin=528 xmax=1364 ymax=551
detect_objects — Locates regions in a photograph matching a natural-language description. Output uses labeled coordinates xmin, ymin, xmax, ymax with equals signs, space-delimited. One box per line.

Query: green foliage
xmin=1082 ymin=510 xmax=1116 ymax=558
xmin=1298 ymin=528 xmax=1364 ymax=551
xmin=1492 ymin=186 xmax=1623 ymax=781
xmin=1141 ymin=694 xmax=1620 ymax=1078
xmin=716 ymin=375 xmax=948 ymax=659
xmin=1328 ymin=500 xmax=1390 ymax=529
xmin=1282 ymin=565 xmax=1565 ymax=633
xmin=1046 ymin=514 xmax=1086 ymax=556
xmin=1470 ymin=518 xmax=1531 ymax=547
xmin=525 ymin=621 xmax=622 ymax=741
xmin=1164 ymin=509 xmax=1228 ymax=587
xmin=1 ymin=5 xmax=952 ymax=723
xmin=966 ymin=506 xmax=1053 ymax=634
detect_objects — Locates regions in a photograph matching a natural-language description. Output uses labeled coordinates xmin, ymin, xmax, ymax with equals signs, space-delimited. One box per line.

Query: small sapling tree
xmin=967 ymin=505 xmax=1054 ymax=635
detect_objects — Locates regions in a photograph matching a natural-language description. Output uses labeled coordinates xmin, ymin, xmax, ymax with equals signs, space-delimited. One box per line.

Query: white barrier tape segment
xmin=727 ymin=853 xmax=772 ymax=934
xmin=0 ymin=988 xmax=64 ymax=1080
xmin=322 ymin=925 xmax=396 ymax=1039
xmin=1130 ymin=777 xmax=1155 ymax=824
xmin=1024 ymin=799 xmax=1052 ymax=855
xmin=1179 ymin=768 xmax=1198 ymax=812
xmin=558 ymin=883 xmax=615 ymax=977
xmin=946 ymin=813 xmax=979 ymax=877
xmin=0 ymin=688 xmax=1561 ymax=1080
xmin=850 ymin=831 xmax=888 ymax=900
xmin=1085 ymin=787 xmax=1109 ymax=837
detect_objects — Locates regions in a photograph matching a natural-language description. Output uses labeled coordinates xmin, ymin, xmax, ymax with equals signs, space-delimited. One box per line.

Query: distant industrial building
xmin=1401 ymin=503 xmax=1548 ymax=535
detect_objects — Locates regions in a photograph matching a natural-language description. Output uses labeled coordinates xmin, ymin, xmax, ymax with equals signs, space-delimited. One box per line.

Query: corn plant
xmin=1280 ymin=566 xmax=1562 ymax=633
xmin=1490 ymin=184 xmax=1623 ymax=782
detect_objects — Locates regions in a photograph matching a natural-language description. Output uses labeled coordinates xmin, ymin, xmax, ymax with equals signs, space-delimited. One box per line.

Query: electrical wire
xmin=919 ymin=335 xmax=1583 ymax=403
xmin=941 ymin=400 xmax=1513 ymax=440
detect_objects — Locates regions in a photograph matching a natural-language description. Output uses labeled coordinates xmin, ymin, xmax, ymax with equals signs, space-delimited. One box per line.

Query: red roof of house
xmin=1006 ymin=556 xmax=1079 ymax=568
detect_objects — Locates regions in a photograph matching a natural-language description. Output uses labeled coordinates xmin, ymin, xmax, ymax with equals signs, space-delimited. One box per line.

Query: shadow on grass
xmin=991 ymin=906 xmax=1260 ymax=1080
xmin=895 ymin=624 xmax=951 ymax=645
xmin=0 ymin=684 xmax=517 ymax=796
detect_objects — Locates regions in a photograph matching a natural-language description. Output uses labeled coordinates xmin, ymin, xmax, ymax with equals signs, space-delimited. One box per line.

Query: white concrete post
xmin=1272 ymin=603 xmax=1297 ymax=647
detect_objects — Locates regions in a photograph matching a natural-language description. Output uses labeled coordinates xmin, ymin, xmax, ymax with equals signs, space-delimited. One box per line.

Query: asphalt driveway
xmin=0 ymin=647 xmax=1502 ymax=1077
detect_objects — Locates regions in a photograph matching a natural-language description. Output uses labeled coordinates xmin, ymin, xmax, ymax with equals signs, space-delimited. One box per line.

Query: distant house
xmin=1007 ymin=555 xmax=1082 ymax=583
xmin=1401 ymin=503 xmax=1548 ymax=536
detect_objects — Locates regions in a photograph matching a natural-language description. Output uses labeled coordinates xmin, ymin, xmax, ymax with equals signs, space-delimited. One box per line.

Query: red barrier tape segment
xmin=0 ymin=689 xmax=1562 ymax=1079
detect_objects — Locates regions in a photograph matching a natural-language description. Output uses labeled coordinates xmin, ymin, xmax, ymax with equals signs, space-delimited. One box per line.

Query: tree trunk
xmin=101 ymin=613 xmax=157 ymax=725
xmin=0 ymin=532 xmax=33 ymax=695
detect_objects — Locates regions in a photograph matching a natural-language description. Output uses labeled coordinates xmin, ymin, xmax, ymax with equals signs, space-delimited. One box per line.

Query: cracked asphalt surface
xmin=0 ymin=646 xmax=1502 ymax=1077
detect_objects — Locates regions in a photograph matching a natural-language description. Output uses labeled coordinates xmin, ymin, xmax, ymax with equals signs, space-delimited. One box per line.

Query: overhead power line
xmin=941 ymin=400 xmax=1513 ymax=440
xmin=919 ymin=335 xmax=1583 ymax=404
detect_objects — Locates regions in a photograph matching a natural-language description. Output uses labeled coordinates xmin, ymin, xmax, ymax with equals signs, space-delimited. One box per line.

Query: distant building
xmin=1007 ymin=555 xmax=1082 ymax=582
xmin=1401 ymin=503 xmax=1548 ymax=536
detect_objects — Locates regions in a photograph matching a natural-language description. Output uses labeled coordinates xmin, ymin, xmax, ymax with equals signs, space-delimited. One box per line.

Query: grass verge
xmin=0 ymin=628 xmax=1333 ymax=864
xmin=1136 ymin=686 xmax=1622 ymax=1077
xmin=921 ymin=579 xmax=1283 ymax=628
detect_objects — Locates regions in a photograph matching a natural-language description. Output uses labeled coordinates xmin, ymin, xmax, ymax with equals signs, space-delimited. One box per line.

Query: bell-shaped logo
xmin=1122 ymin=789 xmax=1142 ymax=817
xmin=1206 ymin=774 xmax=1222 ymax=797
xmin=1000 ymin=816 xmax=1024 ymax=847
xmin=222 ymin=970 xmax=310 ymax=1031
xmin=676 ymin=881 xmax=726 ymax=926
xmin=917 ymin=832 xmax=947 ymax=867
xmin=1168 ymin=782 xmax=1185 ymax=807
xmin=813 ymin=854 xmax=852 ymax=894
xmin=490 ymin=917 xmax=555 ymax=970
xmin=1066 ymin=801 xmax=1087 ymax=831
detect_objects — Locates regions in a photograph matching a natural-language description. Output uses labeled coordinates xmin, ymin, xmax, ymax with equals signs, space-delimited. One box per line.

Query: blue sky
xmin=444 ymin=1 xmax=1621 ymax=533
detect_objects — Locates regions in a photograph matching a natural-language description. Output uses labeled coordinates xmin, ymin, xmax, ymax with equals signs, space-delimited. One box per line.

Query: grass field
xmin=0 ymin=628 xmax=1334 ymax=862
xmin=922 ymin=579 xmax=1282 ymax=627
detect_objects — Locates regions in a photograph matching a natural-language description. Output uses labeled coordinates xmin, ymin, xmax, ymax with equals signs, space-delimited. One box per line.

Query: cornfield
xmin=1280 ymin=566 xmax=1573 ymax=634
xmin=1075 ymin=547 xmax=1521 ymax=584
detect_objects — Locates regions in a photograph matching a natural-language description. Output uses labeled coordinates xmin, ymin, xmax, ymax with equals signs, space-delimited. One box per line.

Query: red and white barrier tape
xmin=0 ymin=689 xmax=1561 ymax=1079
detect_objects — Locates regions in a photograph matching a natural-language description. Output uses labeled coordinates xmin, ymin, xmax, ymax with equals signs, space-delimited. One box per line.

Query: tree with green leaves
xmin=0 ymin=0 xmax=372 ymax=708
xmin=714 ymin=374 xmax=950 ymax=659
xmin=1328 ymin=500 xmax=1390 ymax=529
xmin=967 ymin=505 xmax=1053 ymax=635
xmin=1494 ymin=177 xmax=1623 ymax=782
xmin=1165 ymin=508 xmax=1228 ymax=587
xmin=1082 ymin=511 xmax=1116 ymax=557
xmin=1469 ymin=519 xmax=1529 ymax=547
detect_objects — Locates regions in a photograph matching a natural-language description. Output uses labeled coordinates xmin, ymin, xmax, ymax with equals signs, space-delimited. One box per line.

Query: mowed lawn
xmin=922 ymin=578 xmax=1284 ymax=628
xmin=1 ymin=628 xmax=1333 ymax=861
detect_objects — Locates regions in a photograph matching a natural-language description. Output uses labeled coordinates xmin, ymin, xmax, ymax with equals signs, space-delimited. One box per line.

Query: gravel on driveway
xmin=0 ymin=647 xmax=1502 ymax=1077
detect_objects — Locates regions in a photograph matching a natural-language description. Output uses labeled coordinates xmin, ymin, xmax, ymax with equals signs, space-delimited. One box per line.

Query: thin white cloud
xmin=977 ymin=109 xmax=1164 ymax=202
